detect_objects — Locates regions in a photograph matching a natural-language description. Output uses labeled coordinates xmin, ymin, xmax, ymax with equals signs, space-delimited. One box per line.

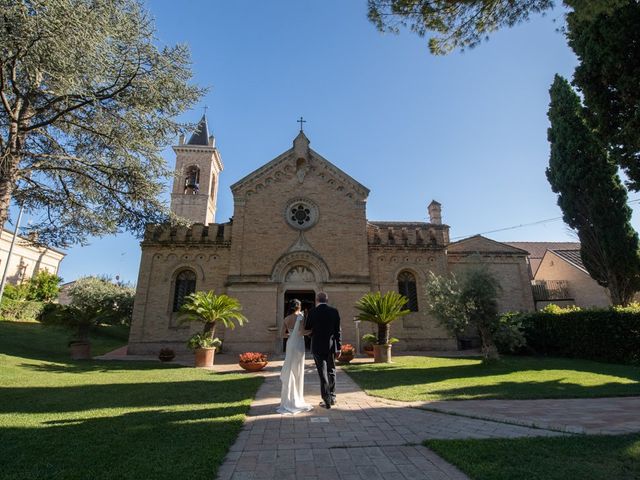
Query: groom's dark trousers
xmin=313 ymin=350 xmax=336 ymax=404
xmin=305 ymin=303 xmax=342 ymax=405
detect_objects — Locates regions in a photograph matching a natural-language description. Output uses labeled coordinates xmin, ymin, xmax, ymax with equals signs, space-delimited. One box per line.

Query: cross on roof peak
xmin=297 ymin=116 xmax=306 ymax=132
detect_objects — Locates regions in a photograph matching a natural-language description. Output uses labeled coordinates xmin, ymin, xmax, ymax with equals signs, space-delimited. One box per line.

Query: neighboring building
xmin=0 ymin=229 xmax=65 ymax=285
xmin=506 ymin=242 xmax=611 ymax=309
xmin=128 ymin=117 xmax=535 ymax=355
xmin=57 ymin=281 xmax=76 ymax=305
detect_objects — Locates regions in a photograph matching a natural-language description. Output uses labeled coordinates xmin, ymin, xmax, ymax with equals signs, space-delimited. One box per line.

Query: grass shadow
xmin=343 ymin=355 xmax=640 ymax=400
xmin=0 ymin=374 xmax=262 ymax=413
xmin=0 ymin=320 xmax=129 ymax=362
xmin=0 ymin=404 xmax=251 ymax=480
xmin=17 ymin=359 xmax=183 ymax=374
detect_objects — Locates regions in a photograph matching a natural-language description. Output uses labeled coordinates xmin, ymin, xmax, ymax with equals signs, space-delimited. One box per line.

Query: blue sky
xmin=33 ymin=1 xmax=639 ymax=283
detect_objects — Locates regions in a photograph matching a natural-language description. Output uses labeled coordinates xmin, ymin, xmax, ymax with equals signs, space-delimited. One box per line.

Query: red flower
xmin=340 ymin=344 xmax=355 ymax=355
xmin=239 ymin=352 xmax=267 ymax=363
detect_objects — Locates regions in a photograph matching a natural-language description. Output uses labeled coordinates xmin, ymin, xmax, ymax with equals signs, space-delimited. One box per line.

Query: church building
xmin=127 ymin=117 xmax=534 ymax=355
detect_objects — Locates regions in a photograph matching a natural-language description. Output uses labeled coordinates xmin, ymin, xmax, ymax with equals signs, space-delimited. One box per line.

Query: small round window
xmin=284 ymin=198 xmax=318 ymax=230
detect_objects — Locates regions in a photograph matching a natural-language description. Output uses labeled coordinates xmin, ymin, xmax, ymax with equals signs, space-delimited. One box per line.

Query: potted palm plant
xmin=355 ymin=291 xmax=410 ymax=363
xmin=180 ymin=291 xmax=247 ymax=367
xmin=187 ymin=334 xmax=222 ymax=367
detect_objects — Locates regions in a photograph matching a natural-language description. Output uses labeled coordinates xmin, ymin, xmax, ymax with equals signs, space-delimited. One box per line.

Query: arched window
xmin=398 ymin=270 xmax=418 ymax=312
xmin=173 ymin=270 xmax=196 ymax=312
xmin=184 ymin=166 xmax=200 ymax=194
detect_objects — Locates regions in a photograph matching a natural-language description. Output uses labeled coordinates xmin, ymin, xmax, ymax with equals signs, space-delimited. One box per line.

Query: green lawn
xmin=426 ymin=434 xmax=640 ymax=480
xmin=0 ymin=321 xmax=263 ymax=480
xmin=342 ymin=355 xmax=640 ymax=401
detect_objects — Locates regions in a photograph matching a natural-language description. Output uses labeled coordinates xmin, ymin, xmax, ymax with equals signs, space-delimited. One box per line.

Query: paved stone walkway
xmin=216 ymin=359 xmax=561 ymax=480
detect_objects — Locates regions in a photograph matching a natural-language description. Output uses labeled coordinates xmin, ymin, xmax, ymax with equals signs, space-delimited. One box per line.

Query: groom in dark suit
xmin=305 ymin=292 xmax=341 ymax=409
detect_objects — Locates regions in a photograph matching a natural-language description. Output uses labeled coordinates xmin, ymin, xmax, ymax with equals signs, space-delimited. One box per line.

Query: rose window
xmin=291 ymin=205 xmax=311 ymax=225
xmin=284 ymin=199 xmax=318 ymax=230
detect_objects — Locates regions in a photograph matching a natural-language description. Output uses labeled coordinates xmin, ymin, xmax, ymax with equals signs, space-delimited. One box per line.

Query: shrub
xmin=3 ymin=283 xmax=30 ymax=301
xmin=361 ymin=333 xmax=398 ymax=348
xmin=27 ymin=271 xmax=62 ymax=302
xmin=514 ymin=308 xmax=640 ymax=364
xmin=540 ymin=304 xmax=582 ymax=314
xmin=493 ymin=312 xmax=527 ymax=353
xmin=0 ymin=297 xmax=44 ymax=321
xmin=362 ymin=333 xmax=377 ymax=345
xmin=187 ymin=333 xmax=222 ymax=351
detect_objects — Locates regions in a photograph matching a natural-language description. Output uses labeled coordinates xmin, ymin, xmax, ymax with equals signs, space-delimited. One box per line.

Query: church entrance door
xmin=283 ymin=290 xmax=315 ymax=352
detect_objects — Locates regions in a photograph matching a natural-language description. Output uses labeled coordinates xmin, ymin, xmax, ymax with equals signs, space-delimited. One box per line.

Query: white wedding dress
xmin=277 ymin=313 xmax=312 ymax=414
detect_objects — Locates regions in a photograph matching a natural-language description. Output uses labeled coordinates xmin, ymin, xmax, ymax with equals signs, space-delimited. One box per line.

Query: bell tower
xmin=170 ymin=115 xmax=223 ymax=224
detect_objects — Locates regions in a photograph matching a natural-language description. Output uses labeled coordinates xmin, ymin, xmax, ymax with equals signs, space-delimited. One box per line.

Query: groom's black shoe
xmin=330 ymin=398 xmax=336 ymax=406
xmin=319 ymin=400 xmax=331 ymax=409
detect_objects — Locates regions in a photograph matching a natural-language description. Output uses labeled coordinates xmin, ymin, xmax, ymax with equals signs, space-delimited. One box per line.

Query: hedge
xmin=516 ymin=309 xmax=640 ymax=365
xmin=0 ymin=298 xmax=45 ymax=322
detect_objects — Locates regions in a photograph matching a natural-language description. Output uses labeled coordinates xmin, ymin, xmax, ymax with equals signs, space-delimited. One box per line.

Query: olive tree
xmin=425 ymin=268 xmax=514 ymax=360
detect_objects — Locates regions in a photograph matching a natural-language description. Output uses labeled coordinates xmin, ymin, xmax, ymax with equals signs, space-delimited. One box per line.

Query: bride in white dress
xmin=277 ymin=299 xmax=313 ymax=414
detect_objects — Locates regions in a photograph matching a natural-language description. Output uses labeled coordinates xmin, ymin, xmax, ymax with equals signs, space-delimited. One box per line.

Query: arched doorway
xmin=283 ymin=289 xmax=315 ymax=352
xmin=271 ymin=253 xmax=330 ymax=353
xmin=278 ymin=264 xmax=319 ymax=353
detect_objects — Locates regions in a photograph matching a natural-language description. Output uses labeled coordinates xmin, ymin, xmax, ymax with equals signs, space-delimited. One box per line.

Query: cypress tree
xmin=546 ymin=75 xmax=640 ymax=305
xmin=567 ymin=1 xmax=640 ymax=190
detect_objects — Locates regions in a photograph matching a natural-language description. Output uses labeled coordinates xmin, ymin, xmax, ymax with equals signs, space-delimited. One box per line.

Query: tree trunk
xmin=0 ymin=148 xmax=19 ymax=229
xmin=377 ymin=323 xmax=389 ymax=345
xmin=477 ymin=323 xmax=499 ymax=361
xmin=1 ymin=105 xmax=30 ymax=228
xmin=77 ymin=323 xmax=91 ymax=343
xmin=204 ymin=321 xmax=216 ymax=339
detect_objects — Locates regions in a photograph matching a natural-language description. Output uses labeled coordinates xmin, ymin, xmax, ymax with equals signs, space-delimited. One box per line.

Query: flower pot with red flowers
xmin=158 ymin=347 xmax=175 ymax=362
xmin=239 ymin=352 xmax=268 ymax=371
xmin=338 ymin=344 xmax=355 ymax=364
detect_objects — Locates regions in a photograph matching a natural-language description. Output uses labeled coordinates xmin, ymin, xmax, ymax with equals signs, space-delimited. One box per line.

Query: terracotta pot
xmin=338 ymin=353 xmax=354 ymax=364
xmin=194 ymin=347 xmax=215 ymax=367
xmin=69 ymin=342 xmax=91 ymax=360
xmin=239 ymin=361 xmax=267 ymax=372
xmin=373 ymin=344 xmax=392 ymax=363
xmin=364 ymin=347 xmax=374 ymax=358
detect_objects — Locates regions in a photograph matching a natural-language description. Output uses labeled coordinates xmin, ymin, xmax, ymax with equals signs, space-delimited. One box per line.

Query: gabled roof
xmin=447 ymin=235 xmax=529 ymax=255
xmin=548 ymin=249 xmax=587 ymax=274
xmin=187 ymin=115 xmax=210 ymax=145
xmin=230 ymin=132 xmax=369 ymax=199
xmin=506 ymin=241 xmax=580 ymax=274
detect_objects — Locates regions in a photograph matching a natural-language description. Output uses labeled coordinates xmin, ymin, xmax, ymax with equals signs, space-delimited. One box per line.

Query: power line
xmin=451 ymin=198 xmax=640 ymax=241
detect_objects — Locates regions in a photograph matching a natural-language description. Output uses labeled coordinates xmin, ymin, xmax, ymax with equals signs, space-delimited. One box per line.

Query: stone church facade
xmin=127 ymin=117 xmax=534 ymax=355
